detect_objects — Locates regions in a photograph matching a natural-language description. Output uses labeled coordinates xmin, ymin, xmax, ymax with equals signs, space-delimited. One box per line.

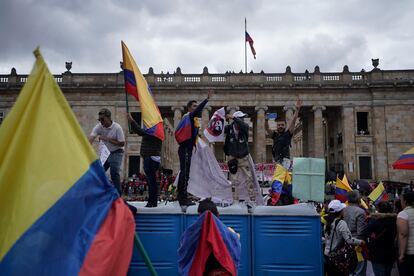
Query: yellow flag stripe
xmin=368 ymin=182 xmax=385 ymax=202
xmin=0 ymin=49 xmax=97 ymax=259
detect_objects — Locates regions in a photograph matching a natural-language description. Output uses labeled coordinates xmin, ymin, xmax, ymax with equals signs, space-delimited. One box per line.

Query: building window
xmin=128 ymin=155 xmax=140 ymax=177
xmin=357 ymin=112 xmax=369 ymax=135
xmin=359 ymin=156 xmax=372 ymax=179
xmin=129 ymin=112 xmax=141 ymax=134
xmin=337 ymin=132 xmax=342 ymax=145
xmin=0 ymin=112 xmax=3 ymax=125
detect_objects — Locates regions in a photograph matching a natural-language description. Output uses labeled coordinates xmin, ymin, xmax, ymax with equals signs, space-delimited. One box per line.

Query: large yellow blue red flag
xmin=393 ymin=146 xmax=414 ymax=170
xmin=121 ymin=41 xmax=164 ymax=141
xmin=0 ymin=49 xmax=135 ymax=275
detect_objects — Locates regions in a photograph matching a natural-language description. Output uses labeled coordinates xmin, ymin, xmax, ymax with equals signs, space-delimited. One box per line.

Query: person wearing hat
xmin=224 ymin=110 xmax=263 ymax=206
xmin=324 ymin=199 xmax=365 ymax=276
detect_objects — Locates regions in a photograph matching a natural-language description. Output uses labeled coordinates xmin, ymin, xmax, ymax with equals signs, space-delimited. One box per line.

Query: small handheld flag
xmin=368 ymin=182 xmax=389 ymax=204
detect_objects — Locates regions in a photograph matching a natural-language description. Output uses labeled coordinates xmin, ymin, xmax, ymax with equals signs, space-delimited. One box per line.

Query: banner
xmin=203 ymin=107 xmax=225 ymax=142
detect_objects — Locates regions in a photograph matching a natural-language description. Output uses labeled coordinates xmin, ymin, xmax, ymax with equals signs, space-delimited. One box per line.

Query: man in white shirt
xmin=89 ymin=108 xmax=125 ymax=194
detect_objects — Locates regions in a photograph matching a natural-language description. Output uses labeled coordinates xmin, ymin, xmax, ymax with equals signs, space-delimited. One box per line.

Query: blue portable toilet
xmin=252 ymin=204 xmax=323 ymax=276
xmin=185 ymin=203 xmax=250 ymax=276
xmin=128 ymin=202 xmax=183 ymax=276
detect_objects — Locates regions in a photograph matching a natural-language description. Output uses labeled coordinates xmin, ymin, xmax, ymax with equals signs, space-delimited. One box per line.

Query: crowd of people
xmin=87 ymin=101 xmax=414 ymax=276
xmin=120 ymin=173 xmax=176 ymax=201
xmin=322 ymin=190 xmax=414 ymax=276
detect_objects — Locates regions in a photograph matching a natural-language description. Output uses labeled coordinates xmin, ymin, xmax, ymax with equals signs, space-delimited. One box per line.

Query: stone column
xmin=342 ymin=106 xmax=357 ymax=180
xmin=254 ymin=106 xmax=268 ymax=163
xmin=372 ymin=106 xmax=389 ymax=180
xmin=171 ymin=106 xmax=183 ymax=174
xmin=283 ymin=105 xmax=295 ymax=126
xmin=312 ymin=106 xmax=326 ymax=158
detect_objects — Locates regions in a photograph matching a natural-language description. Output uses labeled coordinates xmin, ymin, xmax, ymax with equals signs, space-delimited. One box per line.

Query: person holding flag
xmin=175 ymin=90 xmax=213 ymax=206
xmin=121 ymin=41 xmax=164 ymax=208
xmin=128 ymin=113 xmax=162 ymax=207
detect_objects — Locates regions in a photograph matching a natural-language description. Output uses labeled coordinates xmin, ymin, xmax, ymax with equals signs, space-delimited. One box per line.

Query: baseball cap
xmin=233 ymin=111 xmax=247 ymax=118
xmin=328 ymin=200 xmax=347 ymax=213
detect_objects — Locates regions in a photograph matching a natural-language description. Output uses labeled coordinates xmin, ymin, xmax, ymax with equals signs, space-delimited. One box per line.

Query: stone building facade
xmin=1 ymin=64 xmax=414 ymax=183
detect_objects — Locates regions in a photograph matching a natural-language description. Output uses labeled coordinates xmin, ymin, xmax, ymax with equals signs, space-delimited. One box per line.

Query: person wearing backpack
xmin=366 ymin=201 xmax=397 ymax=276
xmin=324 ymin=200 xmax=365 ymax=276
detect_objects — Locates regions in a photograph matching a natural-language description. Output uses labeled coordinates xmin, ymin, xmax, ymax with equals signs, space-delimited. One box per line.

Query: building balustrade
xmin=1 ymin=66 xmax=414 ymax=88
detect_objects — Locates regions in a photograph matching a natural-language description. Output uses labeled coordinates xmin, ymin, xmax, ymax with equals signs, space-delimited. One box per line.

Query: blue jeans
xmin=371 ymin=262 xmax=393 ymax=276
xmin=103 ymin=150 xmax=123 ymax=195
xmin=143 ymin=157 xmax=160 ymax=205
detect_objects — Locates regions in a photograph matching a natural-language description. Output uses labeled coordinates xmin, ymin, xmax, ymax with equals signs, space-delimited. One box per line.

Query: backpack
xmin=328 ymin=220 xmax=358 ymax=275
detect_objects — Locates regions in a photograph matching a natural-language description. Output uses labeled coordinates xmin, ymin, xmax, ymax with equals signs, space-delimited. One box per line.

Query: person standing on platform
xmin=128 ymin=113 xmax=162 ymax=207
xmin=224 ymin=110 xmax=264 ymax=206
xmin=265 ymin=98 xmax=302 ymax=166
xmin=175 ymin=90 xmax=213 ymax=206
xmin=89 ymin=108 xmax=125 ymax=195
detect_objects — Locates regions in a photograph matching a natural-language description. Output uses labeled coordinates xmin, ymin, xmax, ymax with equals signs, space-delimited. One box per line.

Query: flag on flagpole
xmin=122 ymin=41 xmax=164 ymax=141
xmin=368 ymin=182 xmax=389 ymax=204
xmin=245 ymin=32 xmax=256 ymax=59
xmin=0 ymin=49 xmax=135 ymax=276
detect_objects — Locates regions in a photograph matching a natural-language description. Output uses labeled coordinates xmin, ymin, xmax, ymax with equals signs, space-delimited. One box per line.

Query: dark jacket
xmin=130 ymin=120 xmax=162 ymax=157
xmin=224 ymin=117 xmax=249 ymax=158
xmin=366 ymin=213 xmax=397 ymax=264
xmin=179 ymin=98 xmax=208 ymax=149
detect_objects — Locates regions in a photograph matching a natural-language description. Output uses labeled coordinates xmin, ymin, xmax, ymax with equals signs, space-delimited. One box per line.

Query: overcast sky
xmin=1 ymin=0 xmax=413 ymax=75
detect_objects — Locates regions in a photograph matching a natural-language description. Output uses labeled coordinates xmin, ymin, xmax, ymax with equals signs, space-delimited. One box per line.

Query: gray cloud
xmin=1 ymin=0 xmax=413 ymax=75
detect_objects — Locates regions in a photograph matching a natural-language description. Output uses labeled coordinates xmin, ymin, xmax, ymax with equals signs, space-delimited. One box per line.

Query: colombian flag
xmin=175 ymin=113 xmax=193 ymax=144
xmin=393 ymin=146 xmax=414 ymax=170
xmin=368 ymin=182 xmax=389 ymax=204
xmin=270 ymin=164 xmax=292 ymax=205
xmin=335 ymin=176 xmax=353 ymax=202
xmin=178 ymin=211 xmax=241 ymax=276
xmin=0 ymin=49 xmax=135 ymax=275
xmin=122 ymin=41 xmax=164 ymax=141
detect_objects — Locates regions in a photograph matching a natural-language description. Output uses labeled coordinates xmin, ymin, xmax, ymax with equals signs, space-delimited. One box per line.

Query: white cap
xmin=233 ymin=111 xmax=247 ymax=118
xmin=328 ymin=200 xmax=347 ymax=213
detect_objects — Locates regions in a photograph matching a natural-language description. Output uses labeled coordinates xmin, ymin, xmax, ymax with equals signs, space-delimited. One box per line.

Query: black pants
xmin=399 ymin=254 xmax=414 ymax=276
xmin=143 ymin=156 xmax=160 ymax=206
xmin=177 ymin=146 xmax=192 ymax=201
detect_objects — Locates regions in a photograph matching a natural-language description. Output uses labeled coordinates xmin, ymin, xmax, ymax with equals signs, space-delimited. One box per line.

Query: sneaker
xmin=145 ymin=203 xmax=157 ymax=208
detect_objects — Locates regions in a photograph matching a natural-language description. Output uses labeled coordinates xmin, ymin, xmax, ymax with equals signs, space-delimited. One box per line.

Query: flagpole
xmin=245 ymin=18 xmax=247 ymax=74
xmin=121 ymin=61 xmax=131 ymax=133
